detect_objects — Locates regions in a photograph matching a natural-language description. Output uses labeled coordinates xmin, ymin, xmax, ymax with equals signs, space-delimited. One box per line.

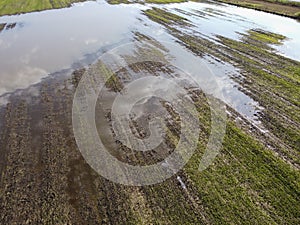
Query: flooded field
xmin=1 ymin=1 xmax=300 ymax=115
xmin=0 ymin=0 xmax=299 ymax=224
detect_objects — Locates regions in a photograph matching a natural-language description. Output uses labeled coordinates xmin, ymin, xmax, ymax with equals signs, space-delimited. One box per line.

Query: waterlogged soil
xmin=0 ymin=1 xmax=300 ymax=225
xmin=144 ymin=7 xmax=300 ymax=166
xmin=0 ymin=38 xmax=212 ymax=224
xmin=216 ymin=0 xmax=300 ymax=19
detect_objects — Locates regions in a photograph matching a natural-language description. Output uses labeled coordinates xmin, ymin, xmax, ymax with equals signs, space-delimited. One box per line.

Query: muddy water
xmin=0 ymin=0 xmax=299 ymax=119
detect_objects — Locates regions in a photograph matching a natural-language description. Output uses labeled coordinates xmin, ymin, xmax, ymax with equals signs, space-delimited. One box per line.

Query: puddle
xmin=0 ymin=1 xmax=142 ymax=95
xmin=164 ymin=1 xmax=300 ymax=61
xmin=0 ymin=0 xmax=299 ymax=121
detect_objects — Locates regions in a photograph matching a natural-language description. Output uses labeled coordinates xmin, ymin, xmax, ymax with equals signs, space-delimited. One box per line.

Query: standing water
xmin=0 ymin=0 xmax=299 ymax=120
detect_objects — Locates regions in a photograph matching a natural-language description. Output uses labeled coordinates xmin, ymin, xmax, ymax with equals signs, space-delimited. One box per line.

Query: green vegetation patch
xmin=216 ymin=33 xmax=300 ymax=163
xmin=107 ymin=0 xmax=130 ymax=4
xmin=144 ymin=7 xmax=300 ymax=164
xmin=146 ymin=0 xmax=186 ymax=3
xmin=0 ymin=23 xmax=5 ymax=32
xmin=144 ymin=9 xmax=300 ymax=223
xmin=0 ymin=0 xmax=90 ymax=16
xmin=263 ymin=0 xmax=300 ymax=7
xmin=144 ymin=7 xmax=188 ymax=26
xmin=295 ymin=11 xmax=300 ymax=19
xmin=106 ymin=0 xmax=186 ymax=5
xmin=247 ymin=29 xmax=286 ymax=45
xmin=216 ymin=0 xmax=300 ymax=19
xmin=185 ymin=121 xmax=300 ymax=224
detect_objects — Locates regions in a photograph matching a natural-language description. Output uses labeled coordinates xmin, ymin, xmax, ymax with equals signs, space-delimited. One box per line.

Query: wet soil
xmin=216 ymin=0 xmax=300 ymax=19
xmin=0 ymin=4 xmax=299 ymax=225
